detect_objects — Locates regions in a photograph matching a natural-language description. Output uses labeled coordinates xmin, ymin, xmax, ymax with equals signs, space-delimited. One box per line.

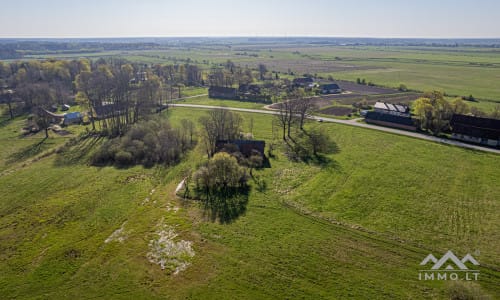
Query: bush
xmin=193 ymin=152 xmax=248 ymax=196
xmin=447 ymin=281 xmax=490 ymax=300
xmin=90 ymin=118 xmax=196 ymax=167
xmin=90 ymin=139 xmax=118 ymax=165
xmin=115 ymin=151 xmax=133 ymax=166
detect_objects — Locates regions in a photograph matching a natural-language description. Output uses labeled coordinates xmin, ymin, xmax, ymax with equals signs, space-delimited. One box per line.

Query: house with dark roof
xmin=450 ymin=114 xmax=500 ymax=147
xmin=216 ymin=140 xmax=266 ymax=157
xmin=35 ymin=107 xmax=65 ymax=124
xmin=365 ymin=111 xmax=416 ymax=131
xmin=320 ymin=83 xmax=342 ymax=94
xmin=238 ymin=84 xmax=261 ymax=95
xmin=208 ymin=86 xmax=238 ymax=99
xmin=293 ymin=77 xmax=315 ymax=87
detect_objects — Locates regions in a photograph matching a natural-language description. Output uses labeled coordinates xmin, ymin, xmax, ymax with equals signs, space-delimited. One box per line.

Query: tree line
xmin=0 ymin=58 xmax=208 ymax=136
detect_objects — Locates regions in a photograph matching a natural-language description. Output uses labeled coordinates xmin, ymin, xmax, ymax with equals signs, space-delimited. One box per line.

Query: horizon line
xmin=1 ymin=35 xmax=500 ymax=40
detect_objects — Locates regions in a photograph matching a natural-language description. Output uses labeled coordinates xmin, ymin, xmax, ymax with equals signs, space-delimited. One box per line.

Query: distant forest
xmin=1 ymin=37 xmax=500 ymax=59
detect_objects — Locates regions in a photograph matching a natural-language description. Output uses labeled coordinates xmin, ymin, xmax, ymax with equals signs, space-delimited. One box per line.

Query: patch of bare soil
xmin=320 ymin=106 xmax=354 ymax=116
xmin=336 ymin=80 xmax=399 ymax=95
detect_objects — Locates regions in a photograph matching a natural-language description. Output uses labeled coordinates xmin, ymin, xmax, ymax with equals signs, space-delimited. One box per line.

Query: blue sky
xmin=1 ymin=0 xmax=499 ymax=38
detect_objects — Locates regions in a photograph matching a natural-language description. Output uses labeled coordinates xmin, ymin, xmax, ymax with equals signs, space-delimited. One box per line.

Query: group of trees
xmin=191 ymin=151 xmax=250 ymax=223
xmin=0 ymin=58 xmax=212 ymax=136
xmin=413 ymin=91 xmax=499 ymax=135
xmin=193 ymin=152 xmax=249 ymax=198
xmin=75 ymin=61 xmax=163 ymax=136
xmin=0 ymin=59 xmax=89 ymax=118
xmin=91 ymin=118 xmax=196 ymax=167
xmin=191 ymin=109 xmax=263 ymax=221
xmin=273 ymin=89 xmax=337 ymax=161
xmin=208 ymin=60 xmax=258 ymax=87
xmin=0 ymin=41 xmax=164 ymax=60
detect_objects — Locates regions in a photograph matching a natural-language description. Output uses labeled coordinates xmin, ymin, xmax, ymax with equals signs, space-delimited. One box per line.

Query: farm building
xmin=238 ymin=84 xmax=261 ymax=95
xmin=450 ymin=114 xmax=500 ymax=147
xmin=216 ymin=140 xmax=266 ymax=157
xmin=320 ymin=83 xmax=342 ymax=94
xmin=209 ymin=86 xmax=238 ymax=99
xmin=365 ymin=111 xmax=416 ymax=131
xmin=63 ymin=112 xmax=83 ymax=126
xmin=374 ymin=102 xmax=410 ymax=117
xmin=293 ymin=77 xmax=315 ymax=87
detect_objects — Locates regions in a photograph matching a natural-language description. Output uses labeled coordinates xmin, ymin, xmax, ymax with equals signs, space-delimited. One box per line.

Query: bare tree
xmin=180 ymin=118 xmax=196 ymax=146
xmin=258 ymin=64 xmax=268 ymax=80
xmin=199 ymin=108 xmax=243 ymax=157
xmin=1 ymin=89 xmax=15 ymax=119
xmin=275 ymin=100 xmax=295 ymax=140
xmin=294 ymin=95 xmax=315 ymax=130
xmin=199 ymin=115 xmax=218 ymax=158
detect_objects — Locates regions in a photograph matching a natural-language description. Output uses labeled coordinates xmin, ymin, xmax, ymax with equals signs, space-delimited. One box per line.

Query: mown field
xmin=0 ymin=107 xmax=498 ymax=299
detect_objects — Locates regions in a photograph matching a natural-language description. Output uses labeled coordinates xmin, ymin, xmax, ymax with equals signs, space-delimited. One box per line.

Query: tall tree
xmin=414 ymin=92 xmax=453 ymax=135
xmin=290 ymin=89 xmax=314 ymax=130
xmin=451 ymin=98 xmax=470 ymax=115
xmin=275 ymin=100 xmax=295 ymax=140
xmin=258 ymin=64 xmax=268 ymax=81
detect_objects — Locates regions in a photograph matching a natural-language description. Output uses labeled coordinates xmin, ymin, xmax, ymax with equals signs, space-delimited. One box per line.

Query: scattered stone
xmin=105 ymin=222 xmax=128 ymax=243
xmin=141 ymin=197 xmax=150 ymax=206
xmin=166 ymin=203 xmax=180 ymax=213
xmin=147 ymin=220 xmax=195 ymax=275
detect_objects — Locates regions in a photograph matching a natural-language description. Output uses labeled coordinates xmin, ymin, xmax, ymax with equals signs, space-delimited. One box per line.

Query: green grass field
xmin=178 ymin=95 xmax=268 ymax=109
xmin=0 ymin=107 xmax=498 ymax=299
xmin=294 ymin=46 xmax=500 ymax=103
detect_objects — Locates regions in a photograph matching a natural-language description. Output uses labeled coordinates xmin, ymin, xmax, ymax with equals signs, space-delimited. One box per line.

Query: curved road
xmin=171 ymin=103 xmax=500 ymax=155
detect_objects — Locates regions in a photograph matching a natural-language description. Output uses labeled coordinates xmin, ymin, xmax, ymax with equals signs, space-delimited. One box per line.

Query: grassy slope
xmin=0 ymin=117 xmax=77 ymax=173
xmin=0 ymin=108 xmax=498 ymax=299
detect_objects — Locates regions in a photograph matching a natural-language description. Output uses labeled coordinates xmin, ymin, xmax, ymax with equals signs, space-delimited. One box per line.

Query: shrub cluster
xmin=91 ymin=118 xmax=196 ymax=167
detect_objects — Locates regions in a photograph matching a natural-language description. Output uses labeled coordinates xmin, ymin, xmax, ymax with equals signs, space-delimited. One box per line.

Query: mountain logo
xmin=418 ymin=250 xmax=480 ymax=281
xmin=420 ymin=250 xmax=479 ymax=270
